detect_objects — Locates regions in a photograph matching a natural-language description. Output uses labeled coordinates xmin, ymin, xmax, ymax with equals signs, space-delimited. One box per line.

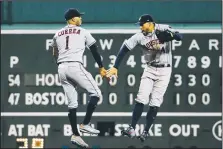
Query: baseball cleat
xmin=121 ymin=125 xmax=136 ymax=138
xmin=138 ymin=131 xmax=149 ymax=142
xmin=79 ymin=123 xmax=100 ymax=134
xmin=70 ymin=135 xmax=89 ymax=148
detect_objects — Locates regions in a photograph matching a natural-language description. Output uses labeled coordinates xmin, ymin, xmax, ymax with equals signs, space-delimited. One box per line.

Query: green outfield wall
xmin=1 ymin=0 xmax=221 ymax=24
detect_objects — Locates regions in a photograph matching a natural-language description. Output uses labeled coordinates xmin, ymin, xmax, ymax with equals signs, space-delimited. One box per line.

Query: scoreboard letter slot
xmin=8 ymin=93 xmax=20 ymax=105
xmin=128 ymin=93 xmax=134 ymax=105
xmin=109 ymin=55 xmax=116 ymax=68
xmin=109 ymin=76 xmax=117 ymax=86
xmin=188 ymin=93 xmax=196 ymax=105
xmin=127 ymin=74 xmax=136 ymax=87
xmin=173 ymin=56 xmax=182 ymax=68
xmin=95 ymin=74 xmax=103 ymax=86
xmin=126 ymin=55 xmax=136 ymax=68
xmin=109 ymin=93 xmax=117 ymax=105
xmin=202 ymin=74 xmax=210 ymax=86
xmin=8 ymin=74 xmax=20 ymax=86
xmin=187 ymin=56 xmax=197 ymax=69
xmin=175 ymin=93 xmax=180 ymax=105
xmin=188 ymin=74 xmax=196 ymax=87
xmin=174 ymin=74 xmax=182 ymax=86
xmin=10 ymin=56 xmax=19 ymax=68
xmin=201 ymin=56 xmax=211 ymax=69
xmin=202 ymin=93 xmax=210 ymax=105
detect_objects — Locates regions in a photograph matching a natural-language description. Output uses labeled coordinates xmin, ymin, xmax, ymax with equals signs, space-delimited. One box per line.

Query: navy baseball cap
xmin=136 ymin=14 xmax=154 ymax=26
xmin=64 ymin=8 xmax=85 ymax=21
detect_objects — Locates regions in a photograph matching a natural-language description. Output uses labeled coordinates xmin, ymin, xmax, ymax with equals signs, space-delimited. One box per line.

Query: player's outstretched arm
xmin=106 ymin=44 xmax=130 ymax=78
xmin=89 ymin=43 xmax=107 ymax=77
xmin=156 ymin=29 xmax=183 ymax=43
xmin=167 ymin=27 xmax=183 ymax=41
xmin=172 ymin=31 xmax=183 ymax=41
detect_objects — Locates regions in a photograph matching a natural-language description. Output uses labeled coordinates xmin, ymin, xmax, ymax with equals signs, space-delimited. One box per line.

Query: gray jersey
xmin=125 ymin=24 xmax=175 ymax=65
xmin=51 ymin=24 xmax=96 ymax=64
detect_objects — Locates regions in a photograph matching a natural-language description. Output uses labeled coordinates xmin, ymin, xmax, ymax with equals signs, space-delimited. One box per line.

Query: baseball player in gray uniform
xmin=106 ymin=14 xmax=182 ymax=142
xmin=51 ymin=8 xmax=107 ymax=148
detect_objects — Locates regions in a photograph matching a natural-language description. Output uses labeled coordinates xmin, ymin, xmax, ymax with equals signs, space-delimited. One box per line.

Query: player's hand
xmin=106 ymin=67 xmax=118 ymax=78
xmin=99 ymin=67 xmax=107 ymax=78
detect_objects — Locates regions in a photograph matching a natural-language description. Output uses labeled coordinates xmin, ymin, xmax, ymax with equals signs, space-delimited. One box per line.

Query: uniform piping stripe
xmin=88 ymin=41 xmax=96 ymax=48
xmin=124 ymin=43 xmax=132 ymax=51
xmin=79 ymin=63 xmax=100 ymax=96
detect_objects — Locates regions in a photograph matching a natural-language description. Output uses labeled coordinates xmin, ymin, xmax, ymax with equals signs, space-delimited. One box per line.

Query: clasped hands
xmin=99 ymin=67 xmax=118 ymax=79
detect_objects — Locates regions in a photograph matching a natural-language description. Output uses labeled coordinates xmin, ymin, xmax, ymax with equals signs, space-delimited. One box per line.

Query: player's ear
xmin=140 ymin=26 xmax=143 ymax=30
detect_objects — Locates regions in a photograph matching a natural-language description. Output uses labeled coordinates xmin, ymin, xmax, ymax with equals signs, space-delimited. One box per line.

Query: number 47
xmin=8 ymin=93 xmax=20 ymax=105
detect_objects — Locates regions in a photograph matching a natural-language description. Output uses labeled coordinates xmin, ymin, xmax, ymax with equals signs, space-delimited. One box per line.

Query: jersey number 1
xmin=65 ymin=36 xmax=69 ymax=49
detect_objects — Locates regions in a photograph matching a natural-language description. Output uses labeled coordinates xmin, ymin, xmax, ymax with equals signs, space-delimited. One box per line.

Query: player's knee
xmin=90 ymin=89 xmax=102 ymax=98
xmin=135 ymin=93 xmax=150 ymax=105
xmin=135 ymin=101 xmax=144 ymax=107
xmin=149 ymin=106 xmax=159 ymax=112
xmin=68 ymin=108 xmax=77 ymax=113
xmin=149 ymin=98 xmax=163 ymax=107
xmin=67 ymin=97 xmax=78 ymax=109
xmin=68 ymin=103 xmax=78 ymax=109
xmin=135 ymin=98 xmax=147 ymax=105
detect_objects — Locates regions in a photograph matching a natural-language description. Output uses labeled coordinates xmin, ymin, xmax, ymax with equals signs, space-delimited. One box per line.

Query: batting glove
xmin=99 ymin=67 xmax=107 ymax=78
xmin=106 ymin=67 xmax=118 ymax=78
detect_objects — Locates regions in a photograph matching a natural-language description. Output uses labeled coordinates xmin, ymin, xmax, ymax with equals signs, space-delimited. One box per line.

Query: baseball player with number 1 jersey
xmin=106 ymin=14 xmax=183 ymax=142
xmin=51 ymin=8 xmax=107 ymax=148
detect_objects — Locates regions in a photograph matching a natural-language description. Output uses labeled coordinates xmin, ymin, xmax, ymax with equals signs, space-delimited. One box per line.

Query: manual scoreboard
xmin=1 ymin=29 xmax=221 ymax=148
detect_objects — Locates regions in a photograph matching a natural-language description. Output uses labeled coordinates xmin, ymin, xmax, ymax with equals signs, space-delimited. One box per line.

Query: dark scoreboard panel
xmin=1 ymin=117 xmax=221 ymax=148
xmin=1 ymin=30 xmax=222 ymax=148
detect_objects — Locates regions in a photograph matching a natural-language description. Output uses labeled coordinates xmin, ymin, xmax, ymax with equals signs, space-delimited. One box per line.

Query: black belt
xmin=147 ymin=62 xmax=171 ymax=68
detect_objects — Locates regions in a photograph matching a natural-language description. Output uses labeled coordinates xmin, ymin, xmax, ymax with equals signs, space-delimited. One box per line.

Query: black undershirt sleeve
xmin=114 ymin=44 xmax=130 ymax=69
xmin=89 ymin=44 xmax=103 ymax=68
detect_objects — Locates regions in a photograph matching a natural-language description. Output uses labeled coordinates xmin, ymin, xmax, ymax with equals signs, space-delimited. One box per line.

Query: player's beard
xmin=141 ymin=27 xmax=154 ymax=36
xmin=141 ymin=23 xmax=154 ymax=33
